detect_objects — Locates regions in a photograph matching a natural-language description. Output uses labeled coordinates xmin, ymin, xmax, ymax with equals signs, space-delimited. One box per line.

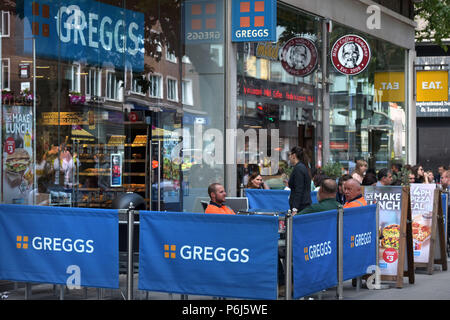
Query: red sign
xmin=330 ymin=142 xmax=349 ymax=150
xmin=383 ymin=248 xmax=398 ymax=264
xmin=242 ymin=86 xmax=314 ymax=103
xmin=129 ymin=112 xmax=138 ymax=122
xmin=331 ymin=34 xmax=371 ymax=75
xmin=5 ymin=137 xmax=15 ymax=155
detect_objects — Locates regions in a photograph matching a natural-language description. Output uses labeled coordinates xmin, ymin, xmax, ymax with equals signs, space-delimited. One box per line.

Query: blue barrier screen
xmin=293 ymin=209 xmax=337 ymax=299
xmin=138 ymin=211 xmax=279 ymax=299
xmin=343 ymin=204 xmax=377 ymax=280
xmin=0 ymin=205 xmax=119 ymax=289
xmin=246 ymin=189 xmax=317 ymax=211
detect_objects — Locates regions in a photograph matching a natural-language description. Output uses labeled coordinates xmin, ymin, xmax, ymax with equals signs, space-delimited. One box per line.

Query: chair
xmin=201 ymin=201 xmax=209 ymax=212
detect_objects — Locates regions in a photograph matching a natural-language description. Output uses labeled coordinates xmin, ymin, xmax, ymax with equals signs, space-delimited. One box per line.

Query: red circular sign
xmin=280 ymin=37 xmax=318 ymax=77
xmin=331 ymin=34 xmax=371 ymax=75
xmin=383 ymin=248 xmax=398 ymax=264
xmin=129 ymin=112 xmax=138 ymax=122
xmin=5 ymin=137 xmax=15 ymax=155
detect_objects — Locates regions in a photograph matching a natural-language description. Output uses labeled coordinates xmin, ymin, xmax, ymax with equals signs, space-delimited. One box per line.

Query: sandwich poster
xmin=2 ymin=106 xmax=34 ymax=204
xmin=364 ymin=186 xmax=403 ymax=276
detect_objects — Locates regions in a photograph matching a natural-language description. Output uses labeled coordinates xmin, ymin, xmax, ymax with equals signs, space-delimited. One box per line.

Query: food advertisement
xmin=364 ymin=186 xmax=403 ymax=276
xmin=2 ymin=106 xmax=34 ymax=204
xmin=410 ymin=183 xmax=435 ymax=263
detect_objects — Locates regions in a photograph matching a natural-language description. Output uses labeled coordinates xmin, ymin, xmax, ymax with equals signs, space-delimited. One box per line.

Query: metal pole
xmin=126 ymin=202 xmax=135 ymax=300
xmin=336 ymin=206 xmax=344 ymax=300
xmin=157 ymin=141 xmax=161 ymax=211
xmin=285 ymin=211 xmax=293 ymax=300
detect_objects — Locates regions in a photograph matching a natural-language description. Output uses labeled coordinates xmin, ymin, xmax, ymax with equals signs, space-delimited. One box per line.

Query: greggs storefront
xmin=0 ymin=0 xmax=416 ymax=210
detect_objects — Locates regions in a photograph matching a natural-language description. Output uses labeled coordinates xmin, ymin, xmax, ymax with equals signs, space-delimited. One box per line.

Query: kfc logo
xmin=331 ymin=34 xmax=371 ymax=75
xmin=280 ymin=37 xmax=318 ymax=77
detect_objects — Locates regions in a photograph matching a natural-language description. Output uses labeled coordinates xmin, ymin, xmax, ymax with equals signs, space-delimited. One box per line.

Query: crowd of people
xmin=204 ymin=147 xmax=450 ymax=216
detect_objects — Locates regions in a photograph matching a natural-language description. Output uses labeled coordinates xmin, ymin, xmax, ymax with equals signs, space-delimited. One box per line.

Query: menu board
xmin=410 ymin=184 xmax=436 ymax=264
xmin=364 ymin=186 xmax=403 ymax=276
xmin=2 ymin=106 xmax=34 ymax=204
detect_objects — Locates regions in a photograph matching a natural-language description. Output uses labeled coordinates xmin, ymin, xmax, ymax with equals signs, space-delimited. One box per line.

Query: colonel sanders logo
xmin=280 ymin=37 xmax=318 ymax=77
xmin=331 ymin=35 xmax=371 ymax=75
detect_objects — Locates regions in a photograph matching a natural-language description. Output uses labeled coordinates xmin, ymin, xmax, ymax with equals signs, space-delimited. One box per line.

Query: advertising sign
xmin=0 ymin=205 xmax=119 ymax=289
xmin=183 ymin=0 xmax=224 ymax=44
xmin=410 ymin=184 xmax=435 ymax=263
xmin=343 ymin=205 xmax=377 ymax=281
xmin=364 ymin=186 xmax=402 ymax=276
xmin=293 ymin=210 xmax=338 ymax=299
xmin=138 ymin=211 xmax=279 ymax=299
xmin=416 ymin=71 xmax=448 ymax=102
xmin=231 ymin=0 xmax=276 ymax=42
xmin=110 ymin=153 xmax=122 ymax=187
xmin=331 ymin=34 xmax=371 ymax=75
xmin=279 ymin=37 xmax=318 ymax=77
xmin=24 ymin=0 xmax=144 ymax=71
xmin=374 ymin=72 xmax=405 ymax=102
xmin=2 ymin=106 xmax=34 ymax=204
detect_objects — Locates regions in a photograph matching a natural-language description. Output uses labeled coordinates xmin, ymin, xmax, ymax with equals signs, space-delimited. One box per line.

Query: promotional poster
xmin=364 ymin=186 xmax=402 ymax=276
xmin=410 ymin=183 xmax=435 ymax=263
xmin=2 ymin=106 xmax=34 ymax=204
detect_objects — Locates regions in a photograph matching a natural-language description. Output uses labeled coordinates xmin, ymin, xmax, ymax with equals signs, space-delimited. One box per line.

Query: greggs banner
xmin=245 ymin=189 xmax=317 ymax=212
xmin=343 ymin=204 xmax=377 ymax=281
xmin=0 ymin=205 xmax=119 ymax=289
xmin=138 ymin=211 xmax=279 ymax=299
xmin=293 ymin=210 xmax=337 ymax=299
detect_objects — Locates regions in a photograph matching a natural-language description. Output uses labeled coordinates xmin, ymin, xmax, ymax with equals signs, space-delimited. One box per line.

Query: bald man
xmin=343 ymin=178 xmax=367 ymax=208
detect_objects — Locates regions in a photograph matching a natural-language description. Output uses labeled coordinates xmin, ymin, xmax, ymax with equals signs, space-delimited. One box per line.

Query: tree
xmin=415 ymin=0 xmax=450 ymax=50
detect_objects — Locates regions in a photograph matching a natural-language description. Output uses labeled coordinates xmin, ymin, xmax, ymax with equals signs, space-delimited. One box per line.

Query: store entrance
xmin=368 ymin=129 xmax=389 ymax=171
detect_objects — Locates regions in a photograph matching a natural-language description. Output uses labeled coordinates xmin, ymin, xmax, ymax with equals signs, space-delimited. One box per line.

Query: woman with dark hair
xmin=412 ymin=165 xmax=425 ymax=183
xmin=246 ymin=172 xmax=270 ymax=189
xmin=362 ymin=173 xmax=377 ymax=186
xmin=288 ymin=146 xmax=312 ymax=212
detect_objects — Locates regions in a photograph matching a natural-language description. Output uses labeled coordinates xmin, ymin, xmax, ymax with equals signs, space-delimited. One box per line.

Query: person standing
xmin=288 ymin=146 xmax=311 ymax=212
xmin=351 ymin=160 xmax=368 ymax=184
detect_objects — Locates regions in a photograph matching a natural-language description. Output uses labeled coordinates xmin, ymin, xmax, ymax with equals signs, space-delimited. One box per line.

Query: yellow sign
xmin=416 ymin=70 xmax=448 ymax=102
xmin=41 ymin=112 xmax=87 ymax=125
xmin=374 ymin=72 xmax=405 ymax=102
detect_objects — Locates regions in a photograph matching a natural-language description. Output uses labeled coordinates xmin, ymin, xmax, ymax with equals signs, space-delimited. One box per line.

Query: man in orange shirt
xmin=205 ymin=183 xmax=236 ymax=215
xmin=343 ymin=178 xmax=367 ymax=208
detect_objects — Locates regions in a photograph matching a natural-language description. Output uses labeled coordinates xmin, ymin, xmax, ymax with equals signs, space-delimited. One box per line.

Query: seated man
xmin=298 ymin=178 xmax=341 ymax=215
xmin=205 ymin=183 xmax=236 ymax=215
xmin=376 ymin=168 xmax=393 ymax=186
xmin=343 ymin=178 xmax=367 ymax=208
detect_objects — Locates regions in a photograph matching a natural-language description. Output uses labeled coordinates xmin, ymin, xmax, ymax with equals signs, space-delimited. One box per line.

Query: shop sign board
xmin=2 ymin=106 xmax=34 ymax=204
xmin=374 ymin=72 xmax=405 ymax=102
xmin=183 ymin=0 xmax=224 ymax=44
xmin=24 ymin=0 xmax=144 ymax=71
xmin=279 ymin=37 xmax=318 ymax=77
xmin=416 ymin=71 xmax=448 ymax=102
xmin=417 ymin=101 xmax=450 ymax=117
xmin=331 ymin=34 xmax=371 ymax=76
xmin=231 ymin=0 xmax=276 ymax=42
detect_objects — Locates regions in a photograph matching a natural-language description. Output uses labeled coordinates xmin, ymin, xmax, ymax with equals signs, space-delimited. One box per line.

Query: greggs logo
xmin=17 ymin=236 xmax=29 ymax=249
xmin=350 ymin=232 xmax=372 ymax=248
xmin=16 ymin=235 xmax=94 ymax=254
xmin=233 ymin=0 xmax=274 ymax=40
xmin=303 ymin=241 xmax=332 ymax=262
xmin=164 ymin=244 xmax=250 ymax=263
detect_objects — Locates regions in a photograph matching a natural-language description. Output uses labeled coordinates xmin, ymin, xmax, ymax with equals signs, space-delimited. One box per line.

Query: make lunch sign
xmin=331 ymin=34 xmax=371 ymax=76
xmin=364 ymin=186 xmax=414 ymax=288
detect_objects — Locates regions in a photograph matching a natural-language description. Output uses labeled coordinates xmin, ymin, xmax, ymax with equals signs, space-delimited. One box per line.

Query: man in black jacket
xmin=288 ymin=146 xmax=311 ymax=211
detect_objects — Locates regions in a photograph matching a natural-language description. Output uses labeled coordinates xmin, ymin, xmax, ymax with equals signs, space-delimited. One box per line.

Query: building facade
xmin=0 ymin=0 xmax=417 ymax=211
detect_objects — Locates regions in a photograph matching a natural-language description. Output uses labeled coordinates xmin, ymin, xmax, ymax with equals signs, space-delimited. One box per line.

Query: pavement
xmin=2 ymin=260 xmax=450 ymax=301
